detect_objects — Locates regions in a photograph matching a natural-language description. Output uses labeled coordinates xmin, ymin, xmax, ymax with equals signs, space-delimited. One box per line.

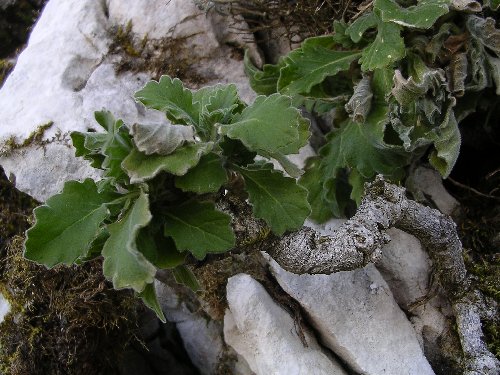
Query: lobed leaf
xmin=360 ymin=12 xmax=405 ymax=71
xmin=102 ymin=191 xmax=156 ymax=292
xmin=164 ymin=200 xmax=235 ymax=260
xmin=24 ymin=179 xmax=119 ymax=267
xmin=174 ymin=152 xmax=228 ymax=193
xmin=375 ymin=0 xmax=449 ymax=29
xmin=134 ymin=75 xmax=198 ymax=125
xmin=220 ymin=94 xmax=310 ymax=156
xmin=244 ymin=51 xmax=281 ymax=95
xmin=238 ymin=163 xmax=310 ymax=235
xmin=130 ymin=121 xmax=194 ymax=156
xmin=345 ymin=12 xmax=378 ymax=43
xmin=277 ymin=35 xmax=362 ymax=95
xmin=122 ymin=142 xmax=212 ymax=183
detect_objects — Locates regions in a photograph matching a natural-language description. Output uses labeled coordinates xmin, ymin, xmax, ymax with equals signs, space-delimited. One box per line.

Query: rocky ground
xmin=0 ymin=1 xmax=498 ymax=374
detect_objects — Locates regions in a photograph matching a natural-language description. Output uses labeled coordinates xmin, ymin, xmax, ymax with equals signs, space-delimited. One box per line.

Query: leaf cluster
xmin=24 ymin=76 xmax=311 ymax=320
xmin=245 ymin=0 xmax=500 ymax=221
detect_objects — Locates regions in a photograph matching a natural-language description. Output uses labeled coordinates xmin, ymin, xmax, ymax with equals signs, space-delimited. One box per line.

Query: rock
xmin=0 ymin=0 xmax=255 ymax=201
xmin=268 ymin=258 xmax=435 ymax=375
xmin=224 ymin=273 xmax=348 ymax=375
xmin=155 ymin=279 xmax=225 ymax=375
xmin=0 ymin=293 xmax=10 ymax=323
xmin=407 ymin=166 xmax=460 ymax=216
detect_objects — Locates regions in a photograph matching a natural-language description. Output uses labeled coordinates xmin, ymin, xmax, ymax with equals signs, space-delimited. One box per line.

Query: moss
xmin=0 ymin=59 xmax=14 ymax=87
xmin=0 ymin=121 xmax=54 ymax=157
xmin=108 ymin=20 xmax=207 ymax=86
xmin=0 ymin=169 xmax=143 ymax=374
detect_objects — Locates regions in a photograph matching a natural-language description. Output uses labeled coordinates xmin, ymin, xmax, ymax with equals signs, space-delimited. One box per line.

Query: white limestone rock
xmin=0 ymin=0 xmax=255 ymax=201
xmin=224 ymin=274 xmax=348 ymax=375
xmin=268 ymin=258 xmax=435 ymax=375
xmin=0 ymin=293 xmax=10 ymax=323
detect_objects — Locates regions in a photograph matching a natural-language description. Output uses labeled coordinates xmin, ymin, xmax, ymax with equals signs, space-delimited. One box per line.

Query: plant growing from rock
xmin=22 ymin=0 xmax=500 ymax=373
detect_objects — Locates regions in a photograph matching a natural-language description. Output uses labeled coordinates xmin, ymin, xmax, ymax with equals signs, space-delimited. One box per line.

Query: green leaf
xmin=244 ymin=50 xmax=281 ymax=95
xmin=346 ymin=11 xmax=378 ymax=43
xmin=136 ymin=227 xmax=185 ymax=269
xmin=331 ymin=20 xmax=357 ymax=48
xmin=164 ymin=200 xmax=235 ymax=260
xmin=238 ymin=163 xmax=310 ymax=235
xmin=130 ymin=122 xmax=194 ymax=156
xmin=102 ymin=191 xmax=156 ymax=292
xmin=360 ymin=11 xmax=405 ymax=71
xmin=70 ymin=131 xmax=104 ymax=169
xmin=138 ymin=283 xmax=166 ymax=322
xmin=221 ymin=94 xmax=310 ymax=155
xmin=348 ymin=169 xmax=368 ymax=205
xmin=172 ymin=265 xmax=201 ymax=292
xmin=485 ymin=0 xmax=500 ymax=11
xmin=24 ymin=179 xmax=119 ymax=267
xmin=372 ymin=67 xmax=394 ymax=102
xmin=466 ymin=16 xmax=500 ymax=56
xmin=277 ymin=35 xmax=362 ymax=95
xmin=122 ymin=142 xmax=212 ymax=183
xmin=375 ymin=0 xmax=449 ymax=29
xmin=134 ymin=75 xmax=198 ymax=125
xmin=298 ymin=157 xmax=334 ymax=223
xmin=192 ymin=83 xmax=244 ymax=136
xmin=175 ymin=152 xmax=228 ymax=193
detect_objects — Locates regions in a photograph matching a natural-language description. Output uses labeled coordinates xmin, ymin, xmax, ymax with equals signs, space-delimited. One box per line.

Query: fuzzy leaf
xmin=244 ymin=51 xmax=281 ymax=95
xmin=164 ymin=200 xmax=235 ymax=260
xmin=277 ymin=35 xmax=362 ymax=95
xmin=134 ymin=75 xmax=198 ymax=125
xmin=298 ymin=157 xmax=333 ymax=223
xmin=138 ymin=283 xmax=166 ymax=322
xmin=375 ymin=0 xmax=449 ymax=29
xmin=392 ymin=68 xmax=447 ymax=107
xmin=131 ymin=122 xmax=194 ymax=156
xmin=450 ymin=0 xmax=482 ymax=12
xmin=238 ymin=163 xmax=310 ymax=235
xmin=346 ymin=12 xmax=378 ymax=43
xmin=102 ymin=191 xmax=156 ymax=292
xmin=360 ymin=11 xmax=405 ymax=71
xmin=175 ymin=152 xmax=228 ymax=193
xmin=220 ymin=94 xmax=310 ymax=156
xmin=122 ymin=142 xmax=212 ymax=183
xmin=172 ymin=266 xmax=201 ymax=292
xmin=24 ymin=179 xmax=118 ymax=267
xmin=466 ymin=16 xmax=500 ymax=56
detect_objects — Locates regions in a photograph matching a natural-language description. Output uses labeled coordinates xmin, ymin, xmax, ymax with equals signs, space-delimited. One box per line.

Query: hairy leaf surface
xmin=102 ymin=191 xmax=156 ymax=292
xmin=175 ymin=152 xmax=228 ymax=193
xmin=277 ymin=35 xmax=362 ymax=94
xmin=135 ymin=75 xmax=198 ymax=125
xmin=122 ymin=142 xmax=212 ymax=183
xmin=24 ymin=179 xmax=118 ymax=267
xmin=375 ymin=0 xmax=449 ymax=29
xmin=238 ymin=163 xmax=310 ymax=235
xmin=164 ymin=200 xmax=235 ymax=260
xmin=244 ymin=51 xmax=281 ymax=95
xmin=221 ymin=94 xmax=309 ymax=155
xmin=131 ymin=122 xmax=194 ymax=156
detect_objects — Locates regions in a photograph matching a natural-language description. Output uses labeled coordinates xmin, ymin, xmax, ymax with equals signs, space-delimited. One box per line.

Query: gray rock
xmin=268 ymin=259 xmax=435 ymax=375
xmin=0 ymin=0 xmax=255 ymax=201
xmin=224 ymin=273 xmax=348 ymax=375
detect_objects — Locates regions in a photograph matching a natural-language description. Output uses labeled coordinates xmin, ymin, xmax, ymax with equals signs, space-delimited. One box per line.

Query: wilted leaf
xmin=164 ymin=200 xmax=235 ymax=260
xmin=131 ymin=122 xmax=194 ymax=156
xmin=221 ymin=94 xmax=310 ymax=155
xmin=24 ymin=179 xmax=118 ymax=267
xmin=122 ymin=142 xmax=212 ymax=183
xmin=102 ymin=191 xmax=156 ymax=292
xmin=466 ymin=16 xmax=500 ymax=56
xmin=345 ymin=75 xmax=373 ymax=123
xmin=446 ymin=53 xmax=468 ymax=97
xmin=238 ymin=163 xmax=310 ymax=235
xmin=450 ymin=0 xmax=482 ymax=12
